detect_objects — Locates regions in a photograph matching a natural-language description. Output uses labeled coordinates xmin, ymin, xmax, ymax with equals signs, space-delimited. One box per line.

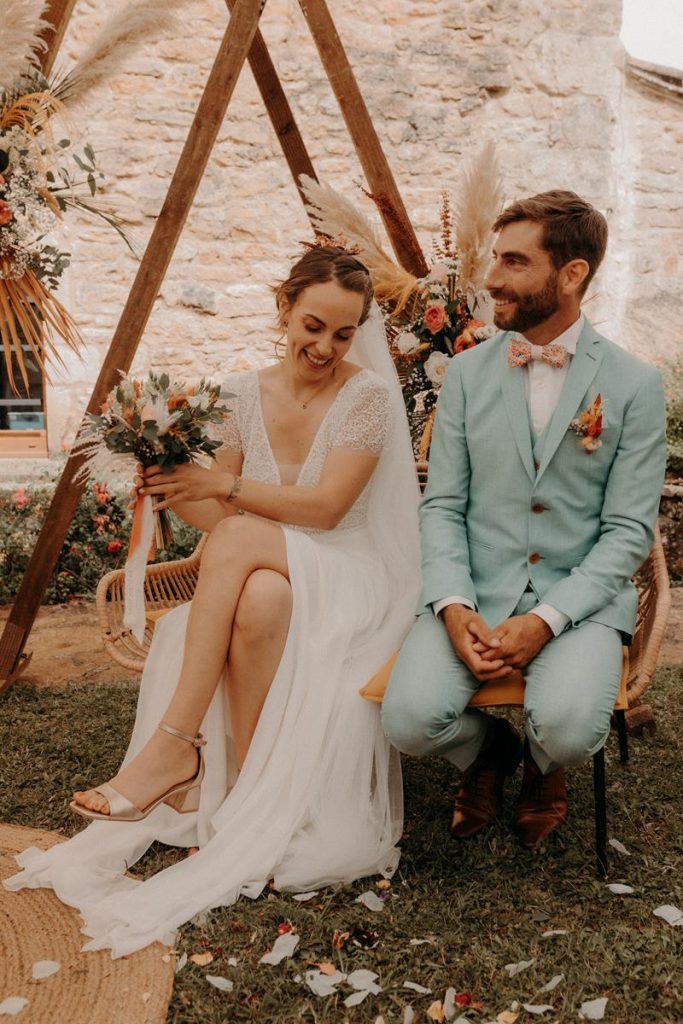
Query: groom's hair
xmin=493 ymin=190 xmax=608 ymax=294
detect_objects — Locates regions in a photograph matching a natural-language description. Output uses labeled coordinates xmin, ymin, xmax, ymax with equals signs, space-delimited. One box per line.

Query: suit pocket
xmin=468 ymin=538 xmax=494 ymax=551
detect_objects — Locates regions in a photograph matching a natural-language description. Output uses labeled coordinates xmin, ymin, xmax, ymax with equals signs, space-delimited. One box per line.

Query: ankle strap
xmin=158 ymin=723 xmax=206 ymax=747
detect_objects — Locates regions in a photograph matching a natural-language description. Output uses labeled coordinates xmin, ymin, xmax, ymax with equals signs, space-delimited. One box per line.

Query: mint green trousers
xmin=382 ymin=593 xmax=623 ymax=775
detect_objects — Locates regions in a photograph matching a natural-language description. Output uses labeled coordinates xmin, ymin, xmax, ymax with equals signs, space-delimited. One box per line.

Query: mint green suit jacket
xmin=418 ymin=320 xmax=667 ymax=640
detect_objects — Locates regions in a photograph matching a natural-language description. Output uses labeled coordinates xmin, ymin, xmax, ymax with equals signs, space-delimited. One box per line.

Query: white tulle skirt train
xmin=4 ymin=526 xmax=404 ymax=958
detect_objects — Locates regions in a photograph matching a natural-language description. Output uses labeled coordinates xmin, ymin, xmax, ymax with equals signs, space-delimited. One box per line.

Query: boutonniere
xmin=570 ymin=393 xmax=603 ymax=452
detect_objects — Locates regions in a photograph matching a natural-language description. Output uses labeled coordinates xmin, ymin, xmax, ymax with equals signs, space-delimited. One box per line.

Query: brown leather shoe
xmin=451 ymin=717 xmax=522 ymax=839
xmin=514 ymin=743 xmax=568 ymax=848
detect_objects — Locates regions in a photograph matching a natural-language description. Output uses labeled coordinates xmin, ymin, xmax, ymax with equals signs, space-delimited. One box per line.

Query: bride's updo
xmin=274 ymin=245 xmax=374 ymax=328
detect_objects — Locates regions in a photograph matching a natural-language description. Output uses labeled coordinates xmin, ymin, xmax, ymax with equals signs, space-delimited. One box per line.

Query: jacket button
xmin=528 ymin=552 xmax=542 ymax=564
xmin=531 ymin=503 xmax=545 ymax=514
xmin=534 ymin=460 xmax=540 ymax=471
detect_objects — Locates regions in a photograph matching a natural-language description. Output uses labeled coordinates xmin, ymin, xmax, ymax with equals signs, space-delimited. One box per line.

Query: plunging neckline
xmin=254 ymin=368 xmax=367 ymax=486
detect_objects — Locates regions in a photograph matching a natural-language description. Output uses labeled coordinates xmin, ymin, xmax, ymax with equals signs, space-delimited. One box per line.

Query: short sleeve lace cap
xmin=211 ymin=372 xmax=244 ymax=453
xmin=332 ymin=371 xmax=391 ymax=456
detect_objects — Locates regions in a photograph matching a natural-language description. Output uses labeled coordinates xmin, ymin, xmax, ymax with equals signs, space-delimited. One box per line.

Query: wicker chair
xmin=96 ymin=535 xmax=207 ymax=673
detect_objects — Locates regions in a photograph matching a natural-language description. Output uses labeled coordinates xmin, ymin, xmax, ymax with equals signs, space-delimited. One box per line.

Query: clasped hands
xmin=129 ymin=463 xmax=235 ymax=511
xmin=442 ymin=604 xmax=553 ymax=682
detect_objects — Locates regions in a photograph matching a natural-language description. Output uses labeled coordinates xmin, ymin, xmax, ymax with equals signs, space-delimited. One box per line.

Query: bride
xmin=5 ymin=243 xmax=421 ymax=958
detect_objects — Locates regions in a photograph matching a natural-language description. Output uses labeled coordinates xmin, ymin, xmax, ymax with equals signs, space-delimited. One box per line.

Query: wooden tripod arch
xmin=0 ymin=0 xmax=427 ymax=690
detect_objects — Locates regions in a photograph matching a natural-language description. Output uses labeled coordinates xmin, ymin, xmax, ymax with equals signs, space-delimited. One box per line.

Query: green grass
xmin=1 ymin=669 xmax=682 ymax=1024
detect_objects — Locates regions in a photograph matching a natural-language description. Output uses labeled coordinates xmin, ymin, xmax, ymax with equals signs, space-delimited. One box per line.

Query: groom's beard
xmin=489 ymin=270 xmax=560 ymax=333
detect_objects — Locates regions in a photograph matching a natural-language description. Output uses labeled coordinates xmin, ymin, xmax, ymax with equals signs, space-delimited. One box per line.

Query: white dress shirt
xmin=433 ymin=314 xmax=585 ymax=636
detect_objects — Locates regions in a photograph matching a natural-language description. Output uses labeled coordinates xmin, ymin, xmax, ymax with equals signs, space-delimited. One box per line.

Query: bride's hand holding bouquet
xmin=76 ymin=371 xmax=231 ymax=640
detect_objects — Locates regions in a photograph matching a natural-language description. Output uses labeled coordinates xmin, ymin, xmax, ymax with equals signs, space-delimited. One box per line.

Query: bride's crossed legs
xmin=73 ymin=516 xmax=292 ymax=815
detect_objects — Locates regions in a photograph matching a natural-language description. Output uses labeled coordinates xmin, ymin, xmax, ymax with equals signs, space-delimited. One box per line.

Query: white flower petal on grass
xmin=443 ymin=987 xmax=457 ymax=1019
xmin=292 ymin=891 xmax=318 ymax=902
xmin=175 ymin=952 xmax=188 ymax=974
xmin=403 ymin=1008 xmax=415 ymax=1024
xmin=653 ymin=904 xmax=683 ymax=927
xmin=540 ymin=974 xmax=564 ymax=993
xmin=227 ymin=957 xmax=239 ymax=967
xmin=579 ymin=996 xmax=608 ymax=1020
xmin=608 ymin=838 xmax=630 ymax=856
xmin=0 ymin=999 xmax=28 ymax=1016
xmin=523 ymin=1006 xmax=554 ymax=1015
xmin=347 ymin=970 xmax=381 ymax=993
xmin=403 ymin=981 xmax=432 ymax=994
xmin=259 ymin=931 xmax=300 ymax=965
xmin=31 ymin=961 xmax=60 ymax=980
xmin=206 ymin=975 xmax=234 ymax=992
xmin=504 ymin=959 xmax=534 ymax=977
xmin=606 ymin=883 xmax=634 ymax=894
xmin=344 ymin=989 xmax=373 ymax=1007
xmin=356 ymin=890 xmax=385 ymax=912
xmin=409 ymin=938 xmax=433 ymax=946
xmin=305 ymin=968 xmax=346 ymax=996
xmin=541 ymin=930 xmax=568 ymax=938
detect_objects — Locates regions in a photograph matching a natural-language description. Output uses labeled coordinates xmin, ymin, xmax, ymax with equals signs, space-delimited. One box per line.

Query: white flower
xmin=424 ymin=351 xmax=450 ymax=387
xmin=141 ymin=394 xmax=182 ymax=435
xmin=395 ymin=331 xmax=421 ymax=355
xmin=472 ymin=323 xmax=498 ymax=342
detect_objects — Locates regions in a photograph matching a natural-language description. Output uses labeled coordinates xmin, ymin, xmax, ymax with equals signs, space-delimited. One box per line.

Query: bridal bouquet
xmin=75 ymin=372 xmax=230 ymax=641
xmin=301 ymin=144 xmax=502 ymax=457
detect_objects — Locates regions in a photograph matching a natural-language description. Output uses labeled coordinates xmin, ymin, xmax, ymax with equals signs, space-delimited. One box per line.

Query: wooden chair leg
xmin=593 ymin=747 xmax=608 ymax=878
xmin=615 ymin=709 xmax=629 ymax=764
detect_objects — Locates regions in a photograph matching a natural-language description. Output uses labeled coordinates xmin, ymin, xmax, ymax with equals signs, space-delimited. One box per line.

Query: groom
xmin=382 ymin=190 xmax=666 ymax=847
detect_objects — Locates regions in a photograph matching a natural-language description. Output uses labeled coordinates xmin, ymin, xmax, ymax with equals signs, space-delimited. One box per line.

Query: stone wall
xmin=3 ymin=0 xmax=683 ymax=468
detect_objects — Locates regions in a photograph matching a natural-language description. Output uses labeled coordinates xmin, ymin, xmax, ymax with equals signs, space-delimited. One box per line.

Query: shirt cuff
xmin=530 ymin=603 xmax=570 ymax=637
xmin=432 ymin=596 xmax=476 ymax=618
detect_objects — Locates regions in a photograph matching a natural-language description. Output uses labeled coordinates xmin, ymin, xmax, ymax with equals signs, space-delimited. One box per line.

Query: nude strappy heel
xmin=69 ymin=723 xmax=207 ymax=822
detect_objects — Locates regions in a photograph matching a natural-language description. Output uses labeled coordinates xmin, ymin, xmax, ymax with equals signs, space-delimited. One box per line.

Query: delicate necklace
xmin=292 ymin=368 xmax=337 ymax=410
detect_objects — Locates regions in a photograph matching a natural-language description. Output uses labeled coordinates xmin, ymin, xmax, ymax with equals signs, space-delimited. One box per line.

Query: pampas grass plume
xmin=0 ymin=0 xmax=50 ymax=91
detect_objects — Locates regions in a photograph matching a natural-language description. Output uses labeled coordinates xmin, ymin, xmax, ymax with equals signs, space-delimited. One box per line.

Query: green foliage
xmin=0 ymin=484 xmax=201 ymax=605
xmin=661 ymin=359 xmax=683 ymax=478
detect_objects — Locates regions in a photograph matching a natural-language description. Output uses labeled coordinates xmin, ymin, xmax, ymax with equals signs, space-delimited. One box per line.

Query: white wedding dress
xmin=5 ymin=308 xmax=421 ymax=958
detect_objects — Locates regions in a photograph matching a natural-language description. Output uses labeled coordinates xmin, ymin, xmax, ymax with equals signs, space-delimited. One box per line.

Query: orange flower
xmin=167 ymin=394 xmax=187 ymax=411
xmin=107 ymin=539 xmax=124 ymax=554
xmin=0 ymin=199 xmax=13 ymax=225
xmin=455 ymin=334 xmax=476 ymax=354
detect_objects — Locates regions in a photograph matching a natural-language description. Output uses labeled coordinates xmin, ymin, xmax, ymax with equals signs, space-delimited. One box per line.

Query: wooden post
xmin=39 ymin=0 xmax=79 ymax=76
xmin=224 ymin=0 xmax=318 ymax=211
xmin=0 ymin=0 xmax=267 ymax=692
xmin=299 ymin=0 xmax=427 ymax=277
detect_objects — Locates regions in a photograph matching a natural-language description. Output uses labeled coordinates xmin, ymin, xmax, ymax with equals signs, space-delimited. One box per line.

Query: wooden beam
xmin=39 ymin=0 xmax=79 ymax=76
xmin=224 ymin=0 xmax=318 ymax=212
xmin=299 ymin=0 xmax=427 ymax=277
xmin=0 ymin=0 xmax=267 ymax=692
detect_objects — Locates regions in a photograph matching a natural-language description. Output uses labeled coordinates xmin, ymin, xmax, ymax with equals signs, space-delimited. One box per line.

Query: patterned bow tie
xmin=508 ymin=339 xmax=569 ymax=369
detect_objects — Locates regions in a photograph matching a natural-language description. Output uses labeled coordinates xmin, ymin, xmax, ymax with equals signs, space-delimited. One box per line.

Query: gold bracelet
xmin=226 ymin=474 xmax=243 ymax=502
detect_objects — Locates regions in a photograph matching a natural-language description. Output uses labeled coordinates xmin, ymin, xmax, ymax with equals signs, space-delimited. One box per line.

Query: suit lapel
xmin=500 ymin=335 xmax=536 ymax=483
xmin=536 ymin=321 xmax=604 ymax=481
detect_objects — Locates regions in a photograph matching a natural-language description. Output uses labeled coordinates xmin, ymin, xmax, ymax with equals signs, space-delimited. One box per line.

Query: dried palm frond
xmin=454 ymin=140 xmax=503 ymax=292
xmin=0 ymin=88 xmax=63 ymax=138
xmin=0 ymin=264 xmax=83 ymax=395
xmin=0 ymin=0 xmax=50 ymax=93
xmin=300 ymin=174 xmax=420 ymax=318
xmin=53 ymin=0 xmax=189 ymax=107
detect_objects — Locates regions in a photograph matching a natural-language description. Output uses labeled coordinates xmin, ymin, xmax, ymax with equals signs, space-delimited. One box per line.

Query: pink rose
xmin=423 ymin=304 xmax=447 ymax=335
xmin=107 ymin=539 xmax=124 ymax=554
xmin=12 ymin=487 xmax=29 ymax=509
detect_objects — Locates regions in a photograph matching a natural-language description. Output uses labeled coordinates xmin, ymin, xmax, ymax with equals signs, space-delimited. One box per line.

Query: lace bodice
xmin=214 ymin=369 xmax=391 ymax=534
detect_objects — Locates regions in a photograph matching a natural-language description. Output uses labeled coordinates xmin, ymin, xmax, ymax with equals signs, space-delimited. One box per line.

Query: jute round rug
xmin=0 ymin=824 xmax=174 ymax=1024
